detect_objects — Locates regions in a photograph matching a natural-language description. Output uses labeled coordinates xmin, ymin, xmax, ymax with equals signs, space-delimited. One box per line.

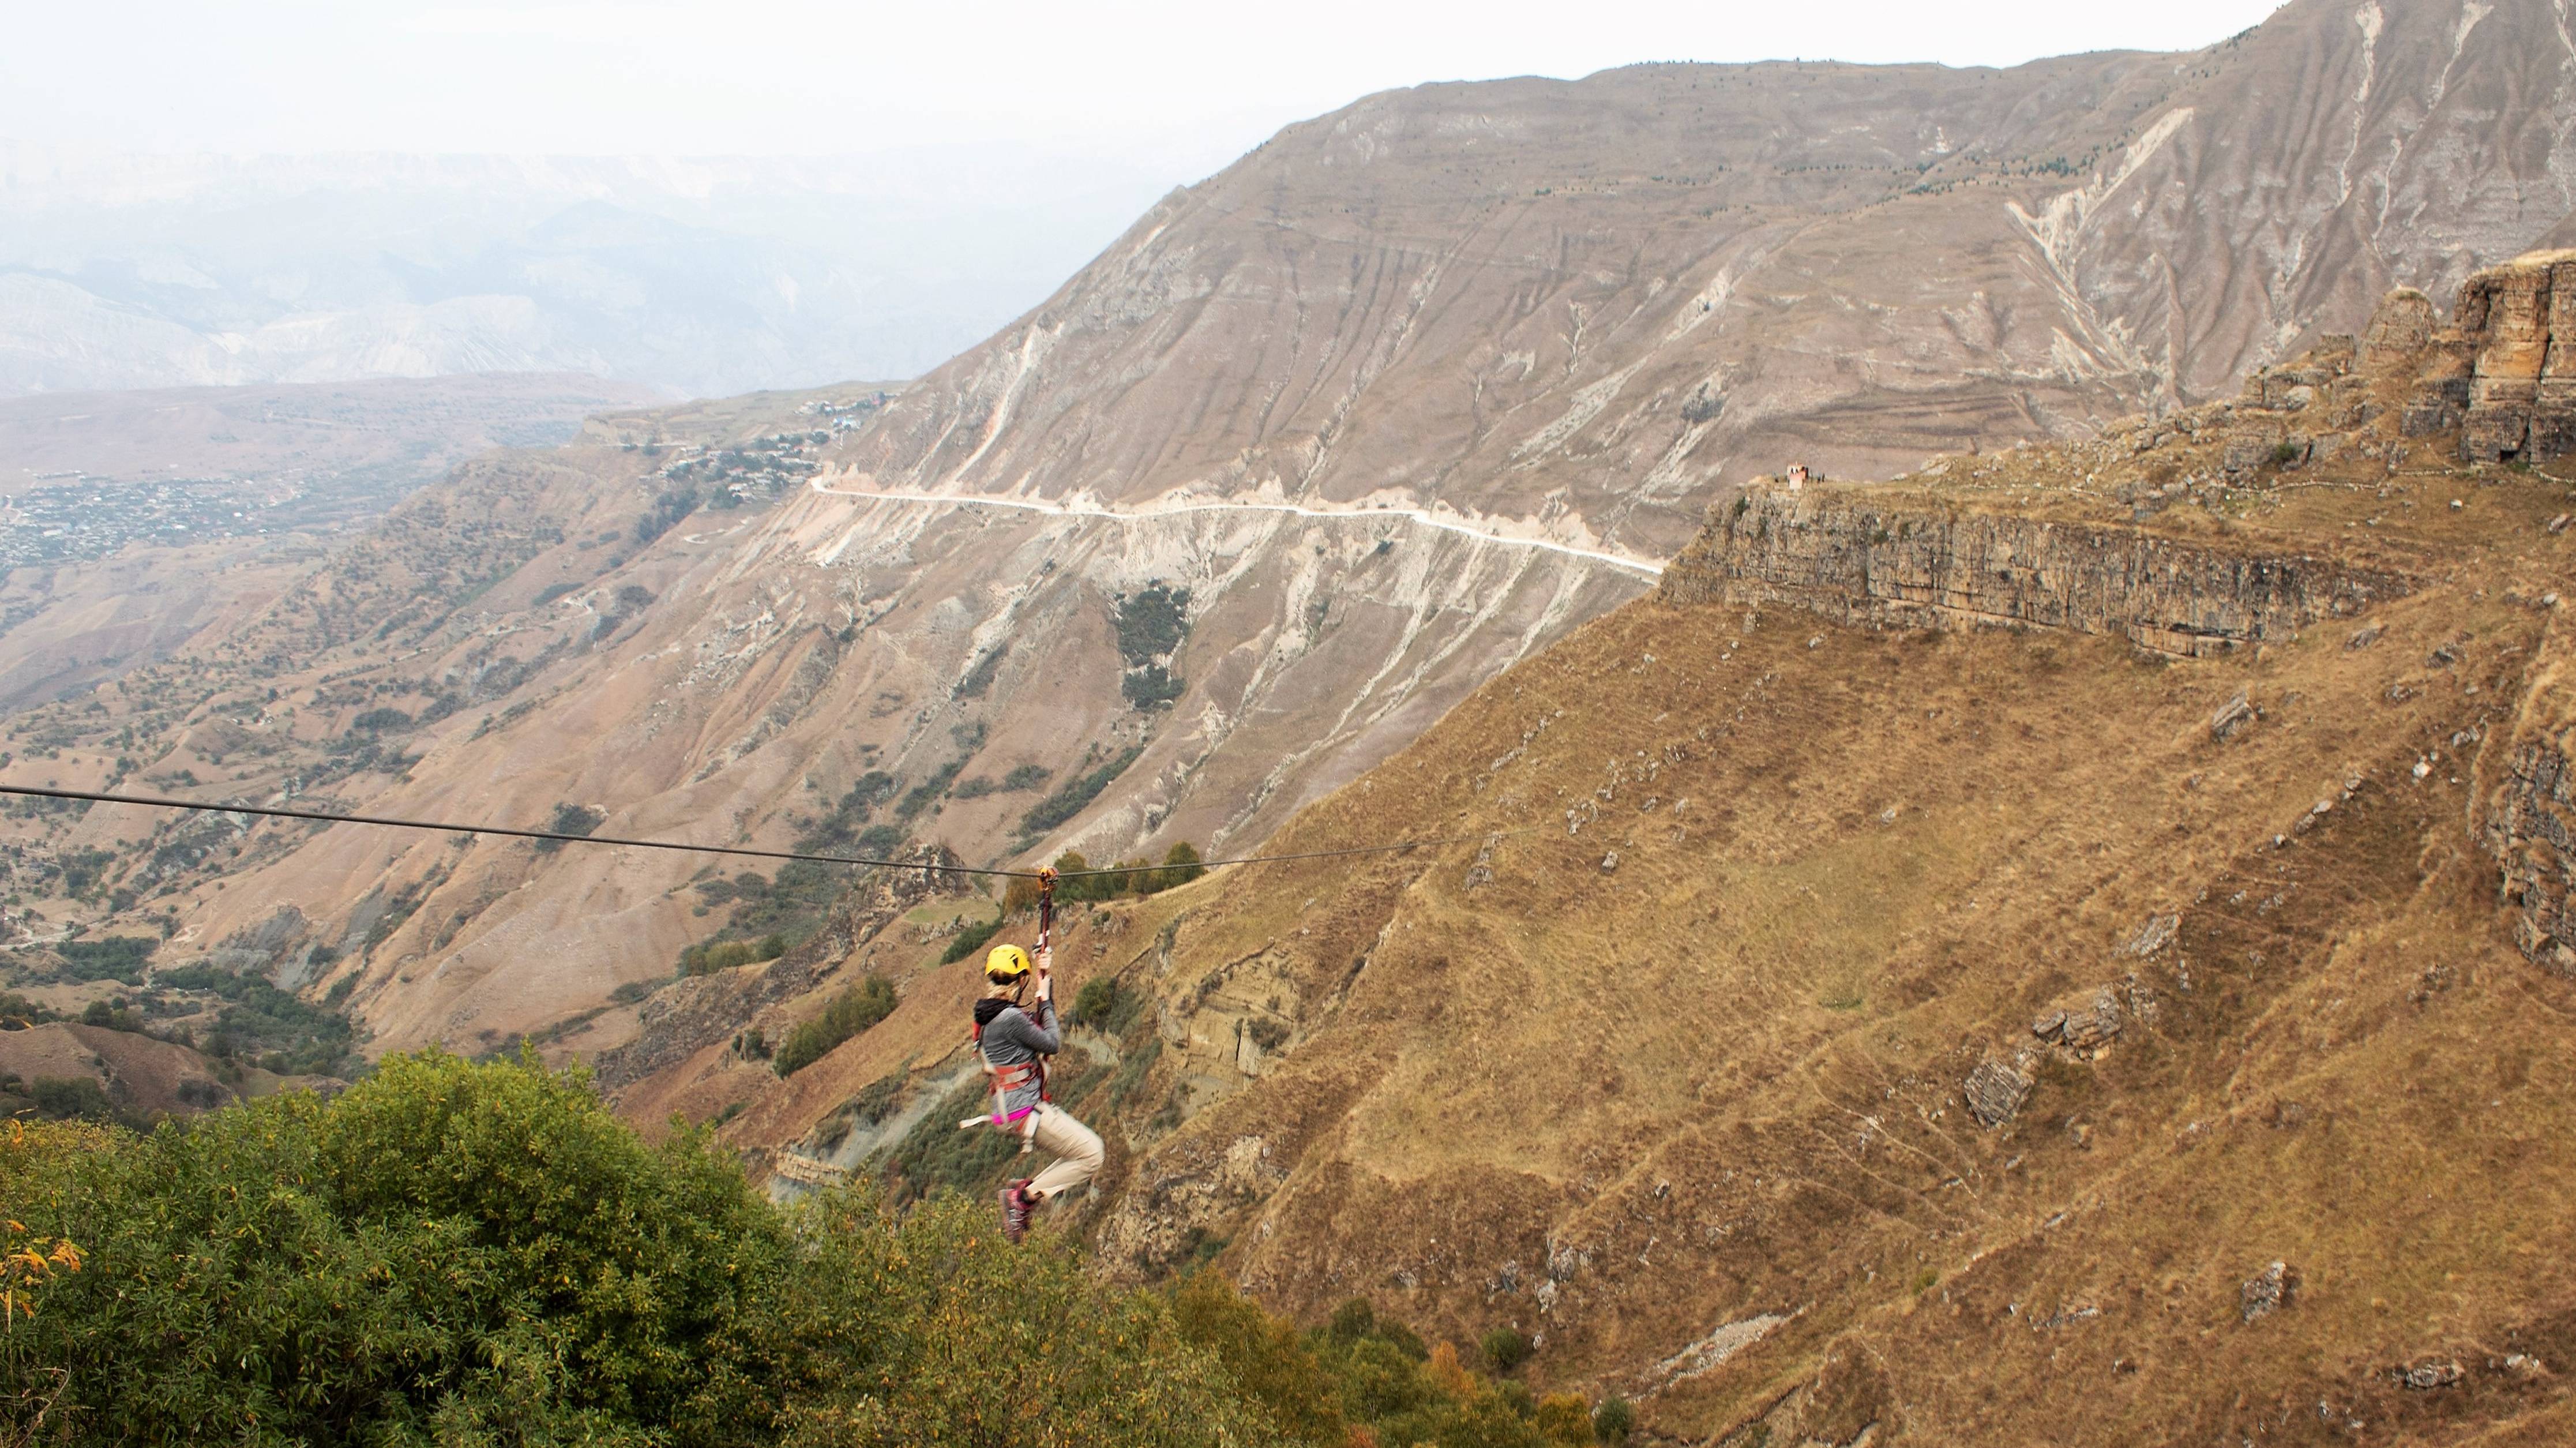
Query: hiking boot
xmin=1001 ymin=1180 xmax=1035 ymax=1243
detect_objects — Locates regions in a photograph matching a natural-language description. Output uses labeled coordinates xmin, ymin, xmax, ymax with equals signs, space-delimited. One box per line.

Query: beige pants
xmin=1024 ymin=1102 xmax=1104 ymax=1202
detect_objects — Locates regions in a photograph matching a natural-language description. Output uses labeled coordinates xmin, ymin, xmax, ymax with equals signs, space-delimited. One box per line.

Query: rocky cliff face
xmin=2485 ymin=649 xmax=2576 ymax=974
xmin=1662 ymin=490 xmax=2413 ymax=656
xmin=2380 ymin=249 xmax=2576 ymax=463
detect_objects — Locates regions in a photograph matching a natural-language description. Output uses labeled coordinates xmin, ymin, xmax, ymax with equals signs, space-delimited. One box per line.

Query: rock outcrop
xmin=1660 ymin=493 xmax=2410 ymax=657
xmin=2376 ymin=250 xmax=2576 ymax=463
xmin=2483 ymin=659 xmax=2576 ymax=975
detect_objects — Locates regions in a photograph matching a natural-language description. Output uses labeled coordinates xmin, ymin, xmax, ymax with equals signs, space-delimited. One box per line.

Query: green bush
xmin=952 ymin=643 xmax=1009 ymax=700
xmin=1482 ymin=1325 xmax=1533 ymax=1372
xmin=54 ymin=935 xmax=155 ymax=984
xmin=150 ymin=962 xmax=359 ymax=1076
xmin=1148 ymin=841 xmax=1207 ymax=893
xmin=1594 ymin=1394 xmax=1636 ymax=1445
xmin=1018 ymin=746 xmax=1143 ymax=835
xmin=0 ymin=1053 xmax=1598 ymax=1448
xmin=940 ymin=912 xmax=1004 ymax=965
xmin=680 ymin=933 xmax=788 ymax=976
xmin=0 ymin=1051 xmax=803 ymax=1446
xmin=783 ymin=1187 xmax=1283 ymax=1447
xmin=1114 ymin=584 xmax=1190 ymax=662
xmin=535 ymin=802 xmax=607 ymax=853
xmin=772 ymin=977 xmax=896 ymax=1077
xmin=1072 ymin=977 xmax=1120 ymax=1026
xmin=27 ymin=1075 xmax=128 ymax=1126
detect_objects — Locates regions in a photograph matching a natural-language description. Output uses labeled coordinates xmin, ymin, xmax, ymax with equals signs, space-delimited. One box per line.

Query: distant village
xmin=0 ymin=474 xmax=309 ymax=573
xmin=627 ymin=391 xmax=890 ymax=505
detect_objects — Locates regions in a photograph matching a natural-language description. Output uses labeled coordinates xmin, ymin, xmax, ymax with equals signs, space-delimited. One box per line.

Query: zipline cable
xmin=0 ymin=783 xmax=1535 ymax=881
xmin=0 ymin=782 xmax=1028 ymax=877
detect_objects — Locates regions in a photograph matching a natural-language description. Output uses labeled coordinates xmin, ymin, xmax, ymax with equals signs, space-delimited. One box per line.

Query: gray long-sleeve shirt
xmin=974 ymin=995 xmax=1059 ymax=1119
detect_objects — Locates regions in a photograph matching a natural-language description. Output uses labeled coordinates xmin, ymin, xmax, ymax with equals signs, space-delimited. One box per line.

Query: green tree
xmin=782 ymin=1187 xmax=1286 ymax=1447
xmin=1149 ymin=841 xmax=1206 ymax=894
xmin=1 ymin=1049 xmax=803 ymax=1446
xmin=773 ymin=977 xmax=898 ymax=1076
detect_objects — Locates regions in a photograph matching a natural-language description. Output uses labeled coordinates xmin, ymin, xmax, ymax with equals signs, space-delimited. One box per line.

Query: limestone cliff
xmin=1662 ymin=491 xmax=2412 ymax=657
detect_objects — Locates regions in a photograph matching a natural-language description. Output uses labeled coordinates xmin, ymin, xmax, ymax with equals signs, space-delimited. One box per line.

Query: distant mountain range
xmin=0 ymin=145 xmax=1181 ymax=397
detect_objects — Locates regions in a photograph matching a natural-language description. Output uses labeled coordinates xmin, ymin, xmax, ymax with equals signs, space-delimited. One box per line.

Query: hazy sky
xmin=12 ymin=0 xmax=2289 ymax=177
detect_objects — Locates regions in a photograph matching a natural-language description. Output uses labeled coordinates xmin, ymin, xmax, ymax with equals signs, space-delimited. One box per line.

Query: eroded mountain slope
xmin=695 ymin=272 xmax=2576 ymax=1443
xmin=16 ymin=0 xmax=2576 ymax=1090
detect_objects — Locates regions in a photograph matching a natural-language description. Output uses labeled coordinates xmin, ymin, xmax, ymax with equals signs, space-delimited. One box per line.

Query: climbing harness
xmin=964 ymin=868 xmax=1056 ymax=1154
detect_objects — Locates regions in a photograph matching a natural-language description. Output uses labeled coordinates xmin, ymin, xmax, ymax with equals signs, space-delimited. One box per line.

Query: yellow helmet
xmin=985 ymin=944 xmax=1032 ymax=982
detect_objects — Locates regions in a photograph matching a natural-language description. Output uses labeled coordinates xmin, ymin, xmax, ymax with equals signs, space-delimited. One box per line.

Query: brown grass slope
xmin=731 ymin=311 xmax=2576 ymax=1442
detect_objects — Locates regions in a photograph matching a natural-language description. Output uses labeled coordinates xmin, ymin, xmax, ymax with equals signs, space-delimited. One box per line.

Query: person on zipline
xmin=974 ymin=872 xmax=1103 ymax=1241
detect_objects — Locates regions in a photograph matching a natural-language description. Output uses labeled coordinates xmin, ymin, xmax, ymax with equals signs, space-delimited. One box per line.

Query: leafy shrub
xmin=0 ymin=1051 xmax=805 ymax=1447
xmin=534 ymin=802 xmax=607 ymax=853
xmin=633 ymin=487 xmax=700 ymax=545
xmin=1482 ymin=1325 xmax=1533 ymax=1372
xmin=27 ymin=1075 xmax=126 ymax=1126
xmin=784 ymin=1187 xmax=1282 ymax=1447
xmin=1537 ymin=1393 xmax=1594 ymax=1443
xmin=1018 ymin=746 xmax=1142 ymax=835
xmin=153 ymin=962 xmax=359 ymax=1076
xmin=0 ymin=990 xmax=57 ymax=1026
xmin=952 ymin=643 xmax=1009 ymax=700
xmin=348 ymin=707 xmax=413 ymax=733
xmin=939 ymin=913 xmax=1004 ymax=965
xmin=1593 ymin=1394 xmax=1636 ymax=1444
xmin=773 ymin=977 xmax=897 ymax=1077
xmin=679 ymin=933 xmax=788 ymax=976
xmin=1114 ymin=584 xmax=1191 ymax=665
xmin=1122 ymin=662 xmax=1187 ymax=708
xmin=893 ymin=757 xmax=968 ymax=822
xmin=2 ymin=1055 xmax=1597 ymax=1448
xmin=54 ymin=936 xmax=155 ymax=984
xmin=1147 ymin=841 xmax=1207 ymax=894
xmin=1169 ymin=1271 xmax=1346 ymax=1443
xmin=1071 ymin=977 xmax=1120 ymax=1027
xmin=78 ymin=999 xmax=142 ymax=1033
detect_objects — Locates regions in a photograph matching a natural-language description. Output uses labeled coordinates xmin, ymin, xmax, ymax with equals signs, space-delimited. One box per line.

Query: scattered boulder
xmin=2033 ymin=988 xmax=2124 ymax=1054
xmin=2120 ymin=913 xmax=2180 ymax=957
xmin=2395 ymin=1359 xmax=2465 ymax=1390
xmin=1964 ymin=1055 xmax=2033 ymax=1128
xmin=2211 ymin=693 xmax=2256 ymax=741
xmin=2242 ymin=1261 xmax=2296 ymax=1323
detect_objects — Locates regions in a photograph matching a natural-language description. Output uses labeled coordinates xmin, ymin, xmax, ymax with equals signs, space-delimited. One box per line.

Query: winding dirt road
xmin=805 ymin=477 xmax=1666 ymax=576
